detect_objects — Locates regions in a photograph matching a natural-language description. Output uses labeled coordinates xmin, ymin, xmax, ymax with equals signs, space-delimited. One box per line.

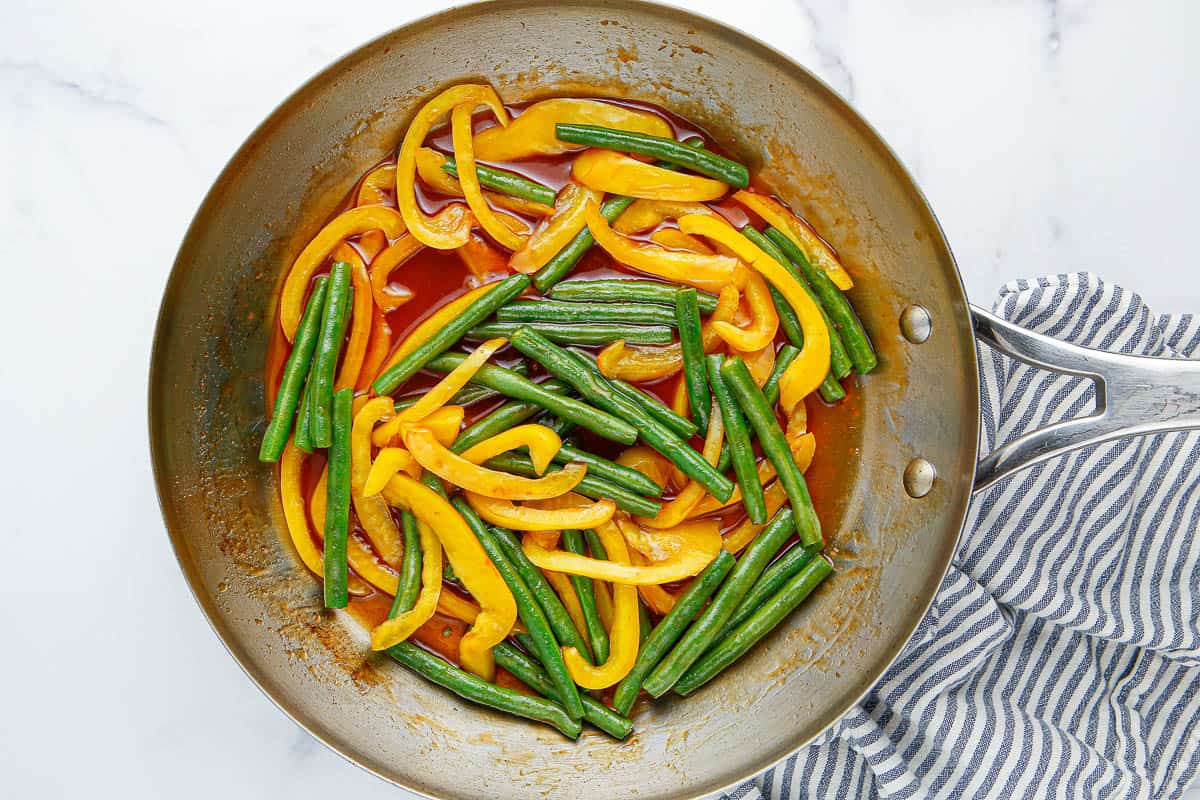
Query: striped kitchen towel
xmin=726 ymin=273 xmax=1200 ymax=800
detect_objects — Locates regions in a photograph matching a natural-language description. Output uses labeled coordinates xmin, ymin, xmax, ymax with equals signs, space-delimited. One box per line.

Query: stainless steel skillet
xmin=148 ymin=2 xmax=1200 ymax=797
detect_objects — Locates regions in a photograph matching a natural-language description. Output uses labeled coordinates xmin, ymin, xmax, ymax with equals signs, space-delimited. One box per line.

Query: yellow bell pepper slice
xmin=279 ymin=442 xmax=370 ymax=595
xmin=382 ymin=473 xmax=516 ymax=680
xmin=458 ymin=424 xmax=563 ymax=475
xmin=612 ymin=199 xmax=718 ymax=234
xmin=593 ymin=580 xmax=614 ymax=629
xmin=403 ymin=425 xmax=586 ymax=500
xmin=560 ymin=522 xmax=638 ymax=689
xmin=362 ymin=447 xmax=419 ymax=497
xmin=585 ymin=200 xmax=737 ymax=291
xmin=637 ymin=400 xmax=724 ymax=529
xmin=722 ymin=480 xmax=789 ymax=554
xmin=509 ymin=182 xmax=600 ymax=274
xmin=457 ymin=231 xmax=510 ymax=283
xmin=437 ymin=589 xmax=481 ymax=625
xmin=574 ymin=150 xmax=728 ymax=201
xmin=370 ymin=518 xmax=443 ymax=650
xmin=396 ymin=84 xmax=507 ymax=250
xmin=712 ymin=270 xmax=778 ymax=352
xmin=680 ymin=213 xmax=831 ymax=410
xmin=523 ymin=518 xmax=721 ymax=584
xmin=416 ymin=148 xmax=555 ymax=217
xmin=372 ymin=338 xmax=505 ymax=446
xmin=350 ymin=398 xmax=404 ymax=565
xmin=738 ymin=339 xmax=777 ymax=387
xmin=634 ymin=552 xmax=678 ymax=614
xmin=790 ymin=432 xmax=816 ymax=473
xmin=279 ymin=205 xmax=407 ymax=340
xmin=357 ymin=162 xmax=396 ymax=207
xmin=733 ymin=190 xmax=853 ymax=290
xmin=466 ymin=492 xmax=615 ymax=531
xmin=615 ymin=445 xmax=672 ymax=491
xmin=542 ymin=565 xmax=590 ymax=642
xmin=691 ymin=459 xmax=778 ymax=518
xmin=422 ymin=405 xmax=465 ymax=448
xmin=473 ymin=97 xmax=672 ymax=162
xmin=451 ymin=103 xmax=528 ymax=252
xmin=358 ymin=309 xmax=393 ymax=394
xmin=310 ymin=467 xmax=401 ymax=595
xmin=369 ymin=235 xmax=421 ymax=313
xmin=374 ymin=283 xmax=501 ymax=382
xmin=650 ymin=227 xmax=715 ymax=254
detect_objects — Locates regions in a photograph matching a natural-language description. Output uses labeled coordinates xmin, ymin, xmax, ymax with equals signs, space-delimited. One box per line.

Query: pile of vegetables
xmin=259 ymin=83 xmax=876 ymax=740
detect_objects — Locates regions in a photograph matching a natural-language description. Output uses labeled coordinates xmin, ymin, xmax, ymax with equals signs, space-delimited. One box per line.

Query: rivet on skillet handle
xmin=971 ymin=305 xmax=1200 ymax=492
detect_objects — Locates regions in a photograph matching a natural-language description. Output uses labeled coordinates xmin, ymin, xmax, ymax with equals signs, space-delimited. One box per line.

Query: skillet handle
xmin=970 ymin=305 xmax=1200 ymax=492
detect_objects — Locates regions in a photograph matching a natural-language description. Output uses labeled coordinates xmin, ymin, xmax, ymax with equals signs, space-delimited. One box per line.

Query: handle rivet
xmin=900 ymin=305 xmax=932 ymax=343
xmin=903 ymin=457 xmax=936 ymax=498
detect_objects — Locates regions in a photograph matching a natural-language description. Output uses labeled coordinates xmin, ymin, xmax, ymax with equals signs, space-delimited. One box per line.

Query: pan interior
xmin=149 ymin=2 xmax=978 ymax=798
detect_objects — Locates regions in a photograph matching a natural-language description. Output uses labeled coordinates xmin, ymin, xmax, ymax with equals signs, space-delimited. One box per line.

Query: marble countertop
xmin=4 ymin=0 xmax=1197 ymax=797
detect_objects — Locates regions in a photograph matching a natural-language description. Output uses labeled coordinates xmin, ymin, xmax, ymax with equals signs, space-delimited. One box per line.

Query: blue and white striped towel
xmin=726 ymin=273 xmax=1200 ymax=800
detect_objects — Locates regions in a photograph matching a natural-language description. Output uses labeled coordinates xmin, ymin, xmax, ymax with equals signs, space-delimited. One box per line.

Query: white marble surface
xmin=3 ymin=0 xmax=1198 ymax=797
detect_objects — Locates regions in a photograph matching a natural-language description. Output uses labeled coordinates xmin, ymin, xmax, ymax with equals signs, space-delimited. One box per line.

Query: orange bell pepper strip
xmin=790 ymin=432 xmax=816 ymax=473
xmin=396 ymin=84 xmax=506 ymax=250
xmin=403 ymin=425 xmax=586 ymax=500
xmin=362 ymin=447 xmax=420 ymax=497
xmin=612 ymin=199 xmax=719 ymax=234
xmin=437 ymin=588 xmax=481 ymax=625
xmin=691 ymin=459 xmax=778 ymax=518
xmin=310 ymin=467 xmax=401 ymax=595
xmin=279 ymin=442 xmax=370 ymax=595
xmin=456 ymin=231 xmax=511 ymax=283
xmin=374 ymin=282 xmax=501 ymax=382
xmin=633 ymin=551 xmax=678 ymax=615
xmin=371 ymin=338 xmax=506 ymax=446
xmin=279 ymin=205 xmax=407 ymax=340
xmin=637 ymin=400 xmax=724 ymax=529
xmin=350 ymin=398 xmax=404 ymax=565
xmin=370 ymin=517 xmax=444 ymax=650
xmin=542 ymin=565 xmax=590 ymax=642
xmin=680 ymin=213 xmax=832 ymax=410
xmin=466 ymin=492 xmax=615 ymax=531
xmin=509 ymin=182 xmax=600 ymax=274
xmin=615 ymin=445 xmax=672 ymax=491
xmin=358 ymin=229 xmax=388 ymax=260
xmin=451 ymin=104 xmax=528 ymax=252
xmin=415 ymin=148 xmax=555 ymax=217
xmin=369 ymin=235 xmax=421 ymax=312
xmin=733 ymin=190 xmax=853 ymax=290
xmin=584 ymin=200 xmax=737 ymax=291
xmin=458 ymin=424 xmax=563 ymax=475
xmin=723 ymin=480 xmax=789 ymax=554
xmin=712 ymin=270 xmax=778 ymax=352
xmin=382 ymin=473 xmax=517 ymax=680
xmin=523 ymin=518 xmax=721 ymax=584
xmin=573 ymin=150 xmax=728 ymax=201
xmin=357 ymin=310 xmax=393 ymax=393
xmin=560 ymin=521 xmax=638 ymax=689
xmin=357 ymin=163 xmax=396 ymax=207
xmin=650 ymin=227 xmax=715 ymax=254
xmin=473 ymin=97 xmax=673 ymax=161
xmin=738 ymin=339 xmax=777 ymax=387
xmin=330 ymin=243 xmax=373 ymax=392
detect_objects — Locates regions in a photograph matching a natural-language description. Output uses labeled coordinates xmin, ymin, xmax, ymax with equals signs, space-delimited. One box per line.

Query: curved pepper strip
xmin=466 ymin=492 xmax=615 ymax=531
xmin=593 ymin=580 xmax=614 ymax=630
xmin=650 ymin=227 xmax=715 ymax=254
xmin=637 ymin=399 xmax=724 ymax=529
xmin=679 ymin=214 xmax=832 ymax=410
xmin=396 ymin=84 xmax=507 ymax=250
xmin=374 ymin=283 xmax=498 ymax=382
xmin=351 ymin=398 xmax=405 ymax=566
xmin=613 ymin=199 xmax=719 ymax=234
xmin=437 ymin=588 xmax=481 ymax=625
xmin=403 ymin=425 xmax=586 ymax=500
xmin=560 ymin=522 xmax=639 ymax=689
xmin=522 ymin=518 xmax=721 ymax=585
xmin=633 ymin=550 xmax=678 ymax=615
xmin=415 ymin=148 xmax=555 ymax=217
xmin=691 ymin=459 xmax=778 ymax=518
xmin=457 ymin=231 xmax=510 ymax=283
xmin=382 ymin=473 xmax=517 ymax=680
xmin=357 ymin=163 xmax=396 ymax=207
xmin=712 ymin=270 xmax=778 ymax=352
xmin=371 ymin=338 xmax=506 ymax=446
xmin=358 ymin=309 xmax=393 ymax=393
xmin=369 ymin=235 xmax=421 ymax=312
xmin=733 ymin=190 xmax=853 ymax=290
xmin=279 ymin=205 xmax=407 ymax=340
xmin=370 ymin=518 xmax=443 ymax=650
xmin=422 ymin=405 xmax=465 ymax=448
xmin=790 ymin=432 xmax=816 ymax=474
xmin=722 ymin=480 xmax=789 ymax=554
xmin=574 ymin=150 xmax=728 ymax=202
xmin=738 ymin=339 xmax=777 ymax=387
xmin=363 ymin=447 xmax=420 ymax=497
xmin=279 ymin=442 xmax=370 ymax=595
xmin=615 ymin=446 xmax=672 ymax=491
xmin=585 ymin=199 xmax=737 ymax=292
xmin=473 ymin=97 xmax=673 ymax=162
xmin=542 ymin=566 xmax=591 ymax=642
xmin=451 ymin=104 xmax=527 ymax=251
xmin=459 ymin=424 xmax=563 ymax=475
xmin=310 ymin=468 xmax=401 ymax=595
xmin=509 ymin=182 xmax=599 ymax=274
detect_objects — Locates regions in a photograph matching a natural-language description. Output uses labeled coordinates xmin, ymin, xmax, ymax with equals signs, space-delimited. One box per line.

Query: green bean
xmin=762 ymin=344 xmax=799 ymax=406
xmin=310 ymin=262 xmax=354 ymax=447
xmin=554 ymin=443 xmax=663 ymax=497
xmin=467 ymin=321 xmax=673 ymax=346
xmin=260 ymin=278 xmax=329 ymax=461
xmin=497 ymin=299 xmax=678 ymax=328
xmin=322 ymin=388 xmax=353 ymax=608
xmin=493 ymin=642 xmax=632 ymax=740
xmin=818 ymin=374 xmax=846 ymax=403
xmin=565 ymin=348 xmax=700 ymax=440
xmin=532 ymin=196 xmax=636 ymax=293
xmin=583 ymin=528 xmax=608 ymax=561
xmin=642 ymin=509 xmax=796 ymax=697
xmin=722 ymin=358 xmax=821 ymax=546
xmin=763 ymin=227 xmax=877 ymax=374
xmin=612 ymin=550 xmax=735 ymax=714
xmin=395 ymin=362 xmax=529 ymax=411
xmin=373 ymin=274 xmax=530 ymax=395
xmin=453 ymin=498 xmax=584 ymax=721
xmin=707 ymin=354 xmax=767 ymax=524
xmin=674 ymin=288 xmax=710 ymax=429
xmin=428 ymin=354 xmax=638 ymax=445
xmin=716 ymin=443 xmax=732 ymax=474
xmin=293 ymin=372 xmax=316 ymax=452
xmin=562 ymin=530 xmax=609 ymax=665
xmin=550 ymin=279 xmax=719 ymax=313
xmin=449 ymin=379 xmax=569 ymax=453
xmin=510 ymin=328 xmax=734 ymax=501
xmin=385 ymin=642 xmax=581 ymax=738
xmin=540 ymin=414 xmax=576 ymax=440
xmin=389 ymin=511 xmax=423 ymax=617
xmin=555 ymin=124 xmax=749 ymax=188
xmin=442 ymin=560 xmax=459 ymax=587
xmin=491 ymin=527 xmax=593 ymax=664
xmin=715 ymin=543 xmax=820 ymax=641
xmin=485 ymin=453 xmax=663 ymax=517
xmin=440 ymin=155 xmax=557 ymax=206
xmin=638 ymin=601 xmax=653 ymax=646
xmin=674 ymin=556 xmax=833 ymax=696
